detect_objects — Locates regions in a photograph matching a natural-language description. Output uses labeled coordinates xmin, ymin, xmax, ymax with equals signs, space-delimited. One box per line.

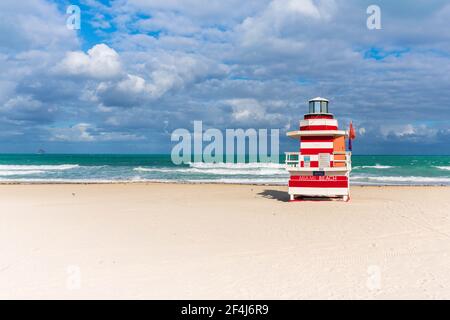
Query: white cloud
xmin=94 ymin=50 xmax=230 ymax=106
xmin=358 ymin=127 xmax=366 ymax=135
xmin=126 ymin=0 xmax=269 ymax=25
xmin=0 ymin=0 xmax=78 ymax=53
xmin=135 ymin=12 xmax=200 ymax=35
xmin=271 ymin=0 xmax=322 ymax=18
xmin=1 ymin=95 xmax=56 ymax=123
xmin=117 ymin=74 xmax=149 ymax=94
xmin=50 ymin=123 xmax=144 ymax=142
xmin=51 ymin=123 xmax=94 ymax=142
xmin=236 ymin=0 xmax=335 ymax=51
xmin=56 ymin=44 xmax=122 ymax=80
xmin=225 ymin=98 xmax=284 ymax=124
xmin=380 ymin=124 xmax=438 ymax=139
xmin=3 ymin=95 xmax=42 ymax=111
xmin=227 ymin=98 xmax=265 ymax=121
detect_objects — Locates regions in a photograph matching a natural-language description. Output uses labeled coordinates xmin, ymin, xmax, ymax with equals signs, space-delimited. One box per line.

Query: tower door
xmin=318 ymin=153 xmax=331 ymax=168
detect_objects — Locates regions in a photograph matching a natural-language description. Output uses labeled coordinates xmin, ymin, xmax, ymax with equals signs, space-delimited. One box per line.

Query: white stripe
xmin=300 ymin=142 xmax=333 ymax=149
xmin=300 ymin=119 xmax=338 ymax=127
xmin=288 ymin=187 xmax=349 ymax=196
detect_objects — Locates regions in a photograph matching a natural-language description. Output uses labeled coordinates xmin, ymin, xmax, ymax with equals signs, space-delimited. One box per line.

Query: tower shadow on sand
xmin=258 ymin=190 xmax=338 ymax=202
xmin=257 ymin=190 xmax=291 ymax=202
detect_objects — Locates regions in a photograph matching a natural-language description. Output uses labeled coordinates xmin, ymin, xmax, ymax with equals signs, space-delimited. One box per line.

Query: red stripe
xmin=301 ymin=136 xmax=333 ymax=142
xmin=300 ymin=125 xmax=338 ymax=131
xmin=301 ymin=149 xmax=334 ymax=155
xmin=289 ymin=180 xmax=349 ymax=188
xmin=301 ymin=161 xmax=319 ymax=167
xmin=290 ymin=176 xmax=348 ymax=181
xmin=297 ymin=161 xmax=337 ymax=167
xmin=304 ymin=115 xmax=334 ymax=120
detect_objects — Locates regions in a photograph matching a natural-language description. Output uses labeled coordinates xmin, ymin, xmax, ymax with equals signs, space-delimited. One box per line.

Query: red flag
xmin=348 ymin=122 xmax=356 ymax=151
xmin=349 ymin=122 xmax=356 ymax=140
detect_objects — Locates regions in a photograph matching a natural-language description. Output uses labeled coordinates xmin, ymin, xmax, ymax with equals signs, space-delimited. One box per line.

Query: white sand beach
xmin=1 ymin=183 xmax=450 ymax=299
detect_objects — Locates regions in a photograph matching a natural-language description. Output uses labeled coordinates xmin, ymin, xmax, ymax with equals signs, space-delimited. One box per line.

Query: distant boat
xmin=37 ymin=149 xmax=46 ymax=154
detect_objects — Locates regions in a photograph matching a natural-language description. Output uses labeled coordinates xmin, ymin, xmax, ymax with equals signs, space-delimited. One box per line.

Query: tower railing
xmin=285 ymin=152 xmax=301 ymax=167
xmin=285 ymin=152 xmax=352 ymax=170
xmin=332 ymin=151 xmax=352 ymax=171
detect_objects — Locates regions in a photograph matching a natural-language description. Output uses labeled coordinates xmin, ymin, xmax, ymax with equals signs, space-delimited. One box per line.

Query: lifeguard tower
xmin=285 ymin=97 xmax=352 ymax=201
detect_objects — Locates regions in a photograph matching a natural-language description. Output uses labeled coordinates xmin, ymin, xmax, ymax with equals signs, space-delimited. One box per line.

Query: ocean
xmin=0 ymin=154 xmax=450 ymax=185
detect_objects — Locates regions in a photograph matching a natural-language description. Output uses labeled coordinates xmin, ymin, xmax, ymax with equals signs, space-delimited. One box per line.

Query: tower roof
xmin=309 ymin=97 xmax=329 ymax=102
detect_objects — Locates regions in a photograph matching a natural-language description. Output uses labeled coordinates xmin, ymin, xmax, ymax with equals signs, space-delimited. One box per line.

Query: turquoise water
xmin=0 ymin=154 xmax=450 ymax=185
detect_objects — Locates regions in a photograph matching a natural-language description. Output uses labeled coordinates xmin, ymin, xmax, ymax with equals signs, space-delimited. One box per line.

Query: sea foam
xmin=0 ymin=170 xmax=46 ymax=176
xmin=351 ymin=175 xmax=450 ymax=185
xmin=353 ymin=164 xmax=394 ymax=169
xmin=0 ymin=164 xmax=79 ymax=171
xmin=187 ymin=162 xmax=284 ymax=169
xmin=134 ymin=162 xmax=288 ymax=176
xmin=434 ymin=166 xmax=450 ymax=171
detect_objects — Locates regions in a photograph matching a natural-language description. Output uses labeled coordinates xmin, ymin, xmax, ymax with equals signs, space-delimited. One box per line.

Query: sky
xmin=0 ymin=0 xmax=450 ymax=154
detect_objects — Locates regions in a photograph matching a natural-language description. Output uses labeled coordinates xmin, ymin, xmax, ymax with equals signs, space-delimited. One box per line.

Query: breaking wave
xmin=0 ymin=164 xmax=79 ymax=171
xmin=187 ymin=162 xmax=284 ymax=169
xmin=434 ymin=166 xmax=450 ymax=171
xmin=351 ymin=175 xmax=450 ymax=185
xmin=0 ymin=170 xmax=46 ymax=176
xmin=353 ymin=164 xmax=394 ymax=169
xmin=134 ymin=162 xmax=287 ymax=176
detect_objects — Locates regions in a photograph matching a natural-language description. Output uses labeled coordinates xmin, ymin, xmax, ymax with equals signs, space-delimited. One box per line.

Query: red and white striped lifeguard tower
xmin=285 ymin=97 xmax=352 ymax=201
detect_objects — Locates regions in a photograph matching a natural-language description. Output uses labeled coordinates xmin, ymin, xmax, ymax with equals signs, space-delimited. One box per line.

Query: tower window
xmin=309 ymin=99 xmax=329 ymax=114
xmin=314 ymin=101 xmax=321 ymax=113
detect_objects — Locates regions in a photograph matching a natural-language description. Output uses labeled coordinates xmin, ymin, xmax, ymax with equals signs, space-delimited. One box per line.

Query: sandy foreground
xmin=1 ymin=183 xmax=450 ymax=299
